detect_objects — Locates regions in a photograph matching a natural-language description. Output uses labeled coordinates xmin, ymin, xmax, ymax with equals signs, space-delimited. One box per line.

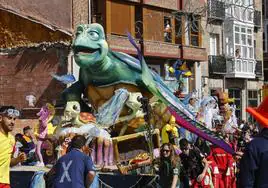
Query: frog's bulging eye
xmin=88 ymin=31 xmax=100 ymax=41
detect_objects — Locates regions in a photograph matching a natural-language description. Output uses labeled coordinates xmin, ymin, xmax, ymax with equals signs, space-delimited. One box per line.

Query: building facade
xmin=89 ymin=0 xmax=207 ymax=98
xmin=263 ymin=0 xmax=268 ymax=82
xmin=205 ymin=0 xmax=263 ymax=120
xmin=89 ymin=0 xmax=264 ymax=120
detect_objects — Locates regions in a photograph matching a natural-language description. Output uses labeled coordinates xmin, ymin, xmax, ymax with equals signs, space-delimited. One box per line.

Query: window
xmin=246 ymin=9 xmax=254 ymax=22
xmin=111 ymin=2 xmax=133 ymax=36
xmin=248 ymin=90 xmax=258 ymax=107
xmin=186 ymin=15 xmax=201 ymax=47
xmin=209 ymin=34 xmax=219 ymax=55
xmin=232 ymin=3 xmax=253 ymax=22
xmin=248 ymin=90 xmax=258 ymax=122
xmin=234 ymin=25 xmax=254 ymax=59
xmin=225 ymin=0 xmax=232 ymax=17
xmin=233 ymin=5 xmax=241 ymax=20
xmin=175 ymin=14 xmax=183 ymax=44
xmin=164 ymin=17 xmax=172 ymax=42
xmin=91 ymin=0 xmax=104 ymax=25
xmin=229 ymin=89 xmax=241 ymax=119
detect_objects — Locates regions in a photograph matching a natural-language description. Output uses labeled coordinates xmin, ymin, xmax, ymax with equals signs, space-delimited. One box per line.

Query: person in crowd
xmin=161 ymin=116 xmax=179 ymax=145
xmin=45 ymin=135 xmax=95 ymax=188
xmin=187 ymin=98 xmax=198 ymax=115
xmin=21 ymin=126 xmax=36 ymax=164
xmin=252 ymin=124 xmax=259 ymax=136
xmin=13 ymin=133 xmax=28 ymax=165
xmin=239 ymin=97 xmax=268 ymax=187
xmin=179 ymin=138 xmax=211 ymax=187
xmin=239 ymin=120 xmax=245 ymax=130
xmin=207 ymin=133 xmax=236 ymax=188
xmin=22 ymin=126 xmax=35 ymax=152
xmin=159 ymin=143 xmax=180 ymax=188
xmin=0 ymin=106 xmax=26 ymax=188
xmin=194 ymin=137 xmax=210 ymax=157
xmin=164 ymin=20 xmax=172 ymax=42
xmin=242 ymin=122 xmax=250 ymax=132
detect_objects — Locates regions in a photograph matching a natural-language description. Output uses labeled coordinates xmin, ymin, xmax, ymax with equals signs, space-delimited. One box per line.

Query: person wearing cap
xmin=239 ymin=97 xmax=268 ymax=187
xmin=0 ymin=106 xmax=26 ymax=188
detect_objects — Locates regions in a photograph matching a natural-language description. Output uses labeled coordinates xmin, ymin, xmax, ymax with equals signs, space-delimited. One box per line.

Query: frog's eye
xmin=88 ymin=31 xmax=100 ymax=41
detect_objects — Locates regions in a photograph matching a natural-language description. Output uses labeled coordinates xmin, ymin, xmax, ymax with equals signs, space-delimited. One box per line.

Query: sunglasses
xmin=1 ymin=109 xmax=20 ymax=117
xmin=163 ymin=149 xmax=171 ymax=153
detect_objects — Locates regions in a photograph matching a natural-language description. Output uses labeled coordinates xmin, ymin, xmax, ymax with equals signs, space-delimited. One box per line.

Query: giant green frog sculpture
xmin=62 ymin=23 xmax=234 ymax=155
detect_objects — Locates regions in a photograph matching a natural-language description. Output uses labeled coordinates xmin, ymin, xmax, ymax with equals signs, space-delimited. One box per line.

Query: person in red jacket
xmin=207 ymin=133 xmax=236 ymax=188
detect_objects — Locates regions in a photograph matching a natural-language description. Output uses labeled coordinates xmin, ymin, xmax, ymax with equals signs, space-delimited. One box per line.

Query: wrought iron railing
xmin=207 ymin=0 xmax=225 ymax=21
xmin=209 ymin=55 xmax=227 ymax=74
xmin=255 ymin=60 xmax=263 ymax=78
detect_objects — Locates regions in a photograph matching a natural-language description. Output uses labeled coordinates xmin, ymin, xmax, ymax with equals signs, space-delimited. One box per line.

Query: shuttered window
xmin=111 ymin=1 xmax=132 ymax=35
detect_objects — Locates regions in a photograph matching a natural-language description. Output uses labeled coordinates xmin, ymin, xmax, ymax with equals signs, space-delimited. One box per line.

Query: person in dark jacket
xmin=239 ymin=97 xmax=268 ymax=187
xmin=159 ymin=143 xmax=180 ymax=188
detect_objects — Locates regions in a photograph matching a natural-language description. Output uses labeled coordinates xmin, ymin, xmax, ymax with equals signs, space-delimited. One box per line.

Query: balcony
xmin=207 ymin=0 xmax=225 ymax=21
xmin=209 ymin=55 xmax=227 ymax=75
xmin=106 ymin=34 xmax=140 ymax=55
xmin=182 ymin=45 xmax=207 ymax=61
xmin=143 ymin=40 xmax=181 ymax=58
xmin=255 ymin=60 xmax=263 ymax=78
xmin=254 ymin=10 xmax=261 ymax=28
xmin=143 ymin=0 xmax=180 ymax=10
xmin=226 ymin=58 xmax=256 ymax=79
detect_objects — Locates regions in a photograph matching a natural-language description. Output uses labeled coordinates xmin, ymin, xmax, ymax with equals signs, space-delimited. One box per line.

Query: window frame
xmin=209 ymin=33 xmax=219 ymax=55
xmin=248 ymin=90 xmax=258 ymax=107
xmin=233 ymin=24 xmax=254 ymax=59
xmin=185 ymin=15 xmax=201 ymax=47
xmin=229 ymin=88 xmax=241 ymax=119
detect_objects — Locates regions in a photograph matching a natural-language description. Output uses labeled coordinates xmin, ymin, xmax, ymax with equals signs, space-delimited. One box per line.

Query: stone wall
xmin=72 ymin=0 xmax=89 ymax=29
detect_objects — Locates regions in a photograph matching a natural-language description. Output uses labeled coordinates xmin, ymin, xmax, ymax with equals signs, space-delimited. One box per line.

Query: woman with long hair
xmin=159 ymin=143 xmax=181 ymax=188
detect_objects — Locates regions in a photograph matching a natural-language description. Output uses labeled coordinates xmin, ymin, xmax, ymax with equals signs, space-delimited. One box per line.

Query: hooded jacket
xmin=239 ymin=128 xmax=268 ymax=188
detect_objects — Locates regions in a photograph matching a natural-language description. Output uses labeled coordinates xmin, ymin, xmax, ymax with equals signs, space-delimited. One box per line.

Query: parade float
xmin=57 ymin=23 xmax=234 ymax=168
xmin=11 ymin=23 xmax=239 ymax=187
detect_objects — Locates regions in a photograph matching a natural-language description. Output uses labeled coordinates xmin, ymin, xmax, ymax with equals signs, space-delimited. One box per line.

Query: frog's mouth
xmin=73 ymin=46 xmax=100 ymax=56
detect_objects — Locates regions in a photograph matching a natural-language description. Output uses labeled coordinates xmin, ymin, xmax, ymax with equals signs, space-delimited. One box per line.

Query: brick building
xmin=0 ymin=0 xmax=90 ymax=133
